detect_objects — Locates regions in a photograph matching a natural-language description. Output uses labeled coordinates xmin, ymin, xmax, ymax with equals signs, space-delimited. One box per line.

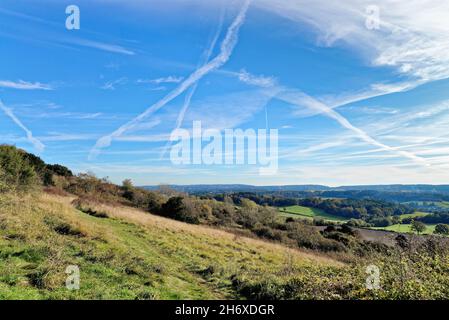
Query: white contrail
xmin=89 ymin=0 xmax=251 ymax=160
xmin=228 ymin=69 xmax=428 ymax=166
xmin=276 ymin=89 xmax=430 ymax=167
xmin=0 ymin=99 xmax=45 ymax=152
xmin=160 ymin=7 xmax=225 ymax=159
xmin=175 ymin=10 xmax=225 ymax=132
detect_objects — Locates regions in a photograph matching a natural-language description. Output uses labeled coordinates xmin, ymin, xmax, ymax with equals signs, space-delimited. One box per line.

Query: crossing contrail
xmin=89 ymin=0 xmax=251 ymax=160
xmin=0 ymin=99 xmax=45 ymax=152
xmin=276 ymin=89 xmax=430 ymax=166
xmin=160 ymin=6 xmax=226 ymax=159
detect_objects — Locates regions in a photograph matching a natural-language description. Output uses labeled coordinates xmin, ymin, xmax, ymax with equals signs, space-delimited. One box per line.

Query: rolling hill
xmin=0 ymin=192 xmax=344 ymax=299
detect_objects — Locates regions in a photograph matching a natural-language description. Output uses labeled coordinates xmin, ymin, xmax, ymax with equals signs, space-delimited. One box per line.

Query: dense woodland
xmin=210 ymin=192 xmax=413 ymax=227
xmin=206 ymin=190 xmax=449 ymax=211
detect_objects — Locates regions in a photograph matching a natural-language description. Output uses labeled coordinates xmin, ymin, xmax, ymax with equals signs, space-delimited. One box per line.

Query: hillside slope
xmin=0 ymin=192 xmax=343 ymax=299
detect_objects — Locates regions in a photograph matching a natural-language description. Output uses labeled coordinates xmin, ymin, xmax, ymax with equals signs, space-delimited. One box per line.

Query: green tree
xmin=160 ymin=196 xmax=200 ymax=224
xmin=0 ymin=145 xmax=38 ymax=192
xmin=46 ymin=164 xmax=73 ymax=177
xmin=391 ymin=215 xmax=401 ymax=225
xmin=434 ymin=223 xmax=449 ymax=236
xmin=411 ymin=220 xmax=426 ymax=235
xmin=122 ymin=179 xmax=134 ymax=190
xmin=122 ymin=179 xmax=135 ymax=201
xmin=240 ymin=198 xmax=257 ymax=209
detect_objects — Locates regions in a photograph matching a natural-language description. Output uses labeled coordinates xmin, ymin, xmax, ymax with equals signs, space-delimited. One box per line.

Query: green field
xmin=399 ymin=212 xmax=430 ymax=219
xmin=278 ymin=205 xmax=348 ymax=222
xmin=372 ymin=223 xmax=437 ymax=235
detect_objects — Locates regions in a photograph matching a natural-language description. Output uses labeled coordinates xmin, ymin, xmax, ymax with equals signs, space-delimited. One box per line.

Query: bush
xmin=46 ymin=164 xmax=73 ymax=177
xmin=434 ymin=224 xmax=449 ymax=236
xmin=159 ymin=196 xmax=201 ymax=224
xmin=253 ymin=223 xmax=283 ymax=241
xmin=346 ymin=219 xmax=369 ymax=228
xmin=313 ymin=218 xmax=326 ymax=226
xmin=0 ymin=145 xmax=39 ymax=193
xmin=370 ymin=217 xmax=393 ymax=227
xmin=411 ymin=220 xmax=426 ymax=234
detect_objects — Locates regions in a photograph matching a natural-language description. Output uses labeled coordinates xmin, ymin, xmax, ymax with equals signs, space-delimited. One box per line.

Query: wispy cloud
xmin=257 ymin=0 xmax=449 ymax=81
xmin=101 ymin=77 xmax=128 ymax=90
xmin=137 ymin=76 xmax=184 ymax=85
xmin=0 ymin=100 xmax=45 ymax=152
xmin=218 ymin=63 xmax=430 ymax=167
xmin=0 ymin=80 xmax=53 ymax=90
xmin=160 ymin=5 xmax=226 ymax=158
xmin=26 ymin=112 xmax=103 ymax=120
xmin=147 ymin=86 xmax=167 ymax=91
xmin=237 ymin=69 xmax=277 ymax=87
xmin=68 ymin=38 xmax=135 ymax=56
xmin=0 ymin=7 xmax=136 ymax=56
xmin=185 ymin=88 xmax=279 ymax=130
xmin=253 ymin=0 xmax=449 ymax=114
xmin=277 ymin=88 xmax=431 ymax=167
xmin=38 ymin=133 xmax=97 ymax=142
xmin=273 ymin=163 xmax=447 ymax=186
xmin=89 ymin=0 xmax=252 ymax=160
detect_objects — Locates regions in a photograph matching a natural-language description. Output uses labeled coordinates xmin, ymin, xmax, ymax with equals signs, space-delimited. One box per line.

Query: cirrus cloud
xmin=0 ymin=80 xmax=53 ymax=90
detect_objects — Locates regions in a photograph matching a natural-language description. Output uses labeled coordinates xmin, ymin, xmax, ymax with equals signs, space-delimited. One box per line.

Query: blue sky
xmin=1 ymin=0 xmax=449 ymax=186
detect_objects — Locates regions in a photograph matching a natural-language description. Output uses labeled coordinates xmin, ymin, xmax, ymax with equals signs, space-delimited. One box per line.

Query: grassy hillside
xmin=3 ymin=192 xmax=449 ymax=299
xmin=3 ymin=145 xmax=449 ymax=299
xmin=0 ymin=193 xmax=345 ymax=299
xmin=279 ymin=205 xmax=348 ymax=222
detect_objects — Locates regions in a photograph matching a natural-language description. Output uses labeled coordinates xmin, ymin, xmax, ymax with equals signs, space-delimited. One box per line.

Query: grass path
xmin=0 ymin=193 xmax=341 ymax=299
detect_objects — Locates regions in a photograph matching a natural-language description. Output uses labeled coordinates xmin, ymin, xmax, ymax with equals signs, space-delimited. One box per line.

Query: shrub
xmin=313 ymin=218 xmax=326 ymax=226
xmin=411 ymin=220 xmax=426 ymax=234
xmin=253 ymin=223 xmax=277 ymax=240
xmin=147 ymin=192 xmax=166 ymax=214
xmin=0 ymin=145 xmax=39 ymax=193
xmin=346 ymin=219 xmax=369 ymax=227
xmin=370 ymin=217 xmax=393 ymax=227
xmin=46 ymin=164 xmax=73 ymax=177
xmin=237 ymin=206 xmax=259 ymax=229
xmin=160 ymin=196 xmax=201 ymax=224
xmin=434 ymin=223 xmax=449 ymax=236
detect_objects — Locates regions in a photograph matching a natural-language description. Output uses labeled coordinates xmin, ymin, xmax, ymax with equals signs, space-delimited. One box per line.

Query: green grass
xmin=0 ymin=193 xmax=340 ymax=300
xmin=278 ymin=205 xmax=348 ymax=222
xmin=372 ymin=223 xmax=437 ymax=235
xmin=370 ymin=212 xmax=435 ymax=235
xmin=399 ymin=212 xmax=430 ymax=219
xmin=3 ymin=193 xmax=449 ymax=299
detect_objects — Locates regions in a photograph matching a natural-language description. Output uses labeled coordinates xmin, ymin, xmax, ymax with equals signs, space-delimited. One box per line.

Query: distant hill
xmin=143 ymin=184 xmax=449 ymax=194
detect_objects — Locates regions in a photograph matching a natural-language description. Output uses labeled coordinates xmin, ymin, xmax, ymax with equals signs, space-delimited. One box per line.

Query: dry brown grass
xmin=0 ymin=191 xmax=351 ymax=299
xmin=46 ymin=193 xmax=342 ymax=267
